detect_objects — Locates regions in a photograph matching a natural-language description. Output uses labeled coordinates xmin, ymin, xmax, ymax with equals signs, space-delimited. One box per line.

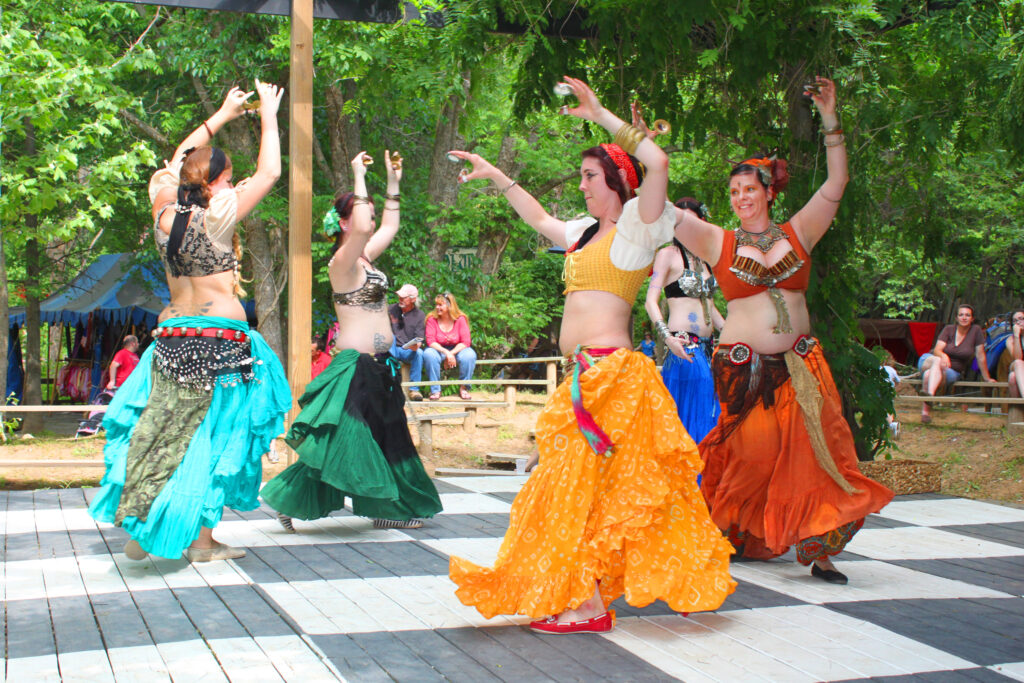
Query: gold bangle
xmin=613 ymin=123 xmax=644 ymax=155
xmin=823 ymin=135 xmax=845 ymax=148
xmin=385 ymin=193 xmax=400 ymax=202
xmin=821 ymin=123 xmax=843 ymax=135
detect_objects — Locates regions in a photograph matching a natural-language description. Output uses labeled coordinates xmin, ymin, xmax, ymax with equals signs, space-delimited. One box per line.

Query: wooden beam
xmin=286 ymin=0 xmax=313 ymax=458
xmin=104 ymin=0 xmax=405 ymax=21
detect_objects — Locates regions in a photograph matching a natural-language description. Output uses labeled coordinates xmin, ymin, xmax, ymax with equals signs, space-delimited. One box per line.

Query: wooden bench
xmin=895 ymin=381 xmax=1024 ymax=432
xmin=0 ymin=404 xmax=106 ymax=442
xmin=405 ymin=412 xmax=469 ymax=458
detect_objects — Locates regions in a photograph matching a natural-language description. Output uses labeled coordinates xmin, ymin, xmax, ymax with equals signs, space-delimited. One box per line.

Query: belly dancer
xmin=677 ymin=78 xmax=892 ymax=584
xmin=447 ymin=77 xmax=735 ymax=634
xmin=645 ymin=197 xmax=724 ymax=445
xmin=89 ymin=82 xmax=291 ymax=561
xmin=261 ymin=150 xmax=442 ymax=530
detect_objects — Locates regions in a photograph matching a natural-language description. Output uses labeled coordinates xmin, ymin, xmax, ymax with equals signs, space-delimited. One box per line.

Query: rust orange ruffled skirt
xmin=700 ymin=342 xmax=894 ymax=562
xmin=449 ymin=349 xmax=735 ymax=619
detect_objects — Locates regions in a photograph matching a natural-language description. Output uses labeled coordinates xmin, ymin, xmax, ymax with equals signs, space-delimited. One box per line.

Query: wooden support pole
xmin=286 ymin=0 xmax=313 ymax=464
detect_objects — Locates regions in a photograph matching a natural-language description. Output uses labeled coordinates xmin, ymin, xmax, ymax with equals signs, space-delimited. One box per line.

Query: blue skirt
xmin=661 ymin=349 xmax=720 ymax=445
xmin=88 ymin=316 xmax=292 ymax=559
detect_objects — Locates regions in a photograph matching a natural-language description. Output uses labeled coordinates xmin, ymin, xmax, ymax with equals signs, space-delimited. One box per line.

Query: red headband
xmin=600 ymin=143 xmax=640 ymax=193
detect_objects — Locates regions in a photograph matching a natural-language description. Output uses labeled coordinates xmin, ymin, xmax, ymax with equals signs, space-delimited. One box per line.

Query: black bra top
xmin=155 ymin=205 xmax=236 ymax=278
xmin=333 ymin=264 xmax=389 ymax=307
xmin=664 ymin=246 xmax=715 ymax=299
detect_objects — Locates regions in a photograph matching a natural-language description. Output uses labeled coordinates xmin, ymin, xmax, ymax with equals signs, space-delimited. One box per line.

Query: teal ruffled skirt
xmin=88 ymin=316 xmax=292 ymax=559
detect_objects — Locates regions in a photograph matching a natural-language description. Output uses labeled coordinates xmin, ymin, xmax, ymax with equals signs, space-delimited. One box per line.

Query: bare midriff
xmin=667 ymin=297 xmax=715 ymax=339
xmin=159 ymin=272 xmax=246 ymax=322
xmin=333 ymin=305 xmax=394 ymax=356
xmin=718 ymin=288 xmax=811 ymax=354
xmin=559 ymin=290 xmax=634 ymax=354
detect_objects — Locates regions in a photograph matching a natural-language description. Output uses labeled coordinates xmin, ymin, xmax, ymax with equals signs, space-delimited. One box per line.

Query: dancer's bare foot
xmin=555 ymin=583 xmax=604 ymax=624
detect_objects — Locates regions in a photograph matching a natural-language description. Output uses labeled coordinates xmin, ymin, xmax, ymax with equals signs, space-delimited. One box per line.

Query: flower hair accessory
xmin=600 ymin=143 xmax=640 ymax=192
xmin=322 ymin=206 xmax=341 ymax=235
xmin=741 ymin=157 xmax=775 ymax=188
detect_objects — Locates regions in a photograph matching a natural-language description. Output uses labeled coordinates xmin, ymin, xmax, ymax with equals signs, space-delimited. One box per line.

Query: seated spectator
xmin=311 ymin=333 xmax=331 ymax=380
xmin=635 ymin=331 xmax=656 ymax=360
xmin=388 ymin=283 xmax=426 ymax=401
xmin=424 ymin=292 xmax=476 ymax=400
xmin=106 ymin=335 xmax=140 ymax=391
xmin=917 ymin=304 xmax=996 ymax=423
xmin=1007 ymin=310 xmax=1024 ymax=399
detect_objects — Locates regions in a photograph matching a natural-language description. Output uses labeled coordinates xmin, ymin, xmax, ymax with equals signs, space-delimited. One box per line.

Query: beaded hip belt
xmin=153 ymin=334 xmax=255 ymax=392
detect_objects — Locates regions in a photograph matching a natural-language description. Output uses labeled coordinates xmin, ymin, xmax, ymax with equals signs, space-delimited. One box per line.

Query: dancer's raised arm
xmin=365 ymin=149 xmax=402 ymax=262
xmin=790 ymin=77 xmax=847 ymax=249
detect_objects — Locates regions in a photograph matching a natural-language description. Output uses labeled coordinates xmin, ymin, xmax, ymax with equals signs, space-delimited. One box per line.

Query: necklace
xmin=735 ymin=222 xmax=787 ymax=254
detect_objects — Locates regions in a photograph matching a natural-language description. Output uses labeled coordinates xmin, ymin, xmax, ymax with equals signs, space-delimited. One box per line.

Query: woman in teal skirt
xmin=261 ymin=150 xmax=442 ymax=530
xmin=89 ymin=81 xmax=292 ymax=561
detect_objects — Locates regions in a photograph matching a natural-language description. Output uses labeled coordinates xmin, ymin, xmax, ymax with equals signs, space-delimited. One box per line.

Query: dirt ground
xmin=2 ymin=392 xmax=1022 ymax=505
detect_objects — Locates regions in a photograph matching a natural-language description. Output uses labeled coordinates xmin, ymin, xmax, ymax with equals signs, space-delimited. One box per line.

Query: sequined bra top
xmin=563 ymin=225 xmax=653 ymax=305
xmin=664 ymin=247 xmax=716 ymax=299
xmin=333 ymin=263 xmax=389 ymax=307
xmin=712 ymin=221 xmax=811 ymax=301
xmin=155 ymin=205 xmax=237 ymax=278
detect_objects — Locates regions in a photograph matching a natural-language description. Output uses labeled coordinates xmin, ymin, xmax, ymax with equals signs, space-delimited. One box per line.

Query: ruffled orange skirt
xmin=449 ymin=349 xmax=735 ymax=619
xmin=700 ymin=344 xmax=893 ymax=561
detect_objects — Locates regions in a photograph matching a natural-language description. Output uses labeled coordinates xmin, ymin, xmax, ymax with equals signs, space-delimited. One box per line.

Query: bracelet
xmin=352 ymin=193 xmax=370 ymax=206
xmin=823 ymin=135 xmax=846 ymax=148
xmin=383 ymin=206 xmax=399 ymax=212
xmin=203 ymin=121 xmax=213 ymax=137
xmin=654 ymin=320 xmax=671 ymax=341
xmin=501 ymin=180 xmax=517 ymax=194
xmin=821 ymin=123 xmax=842 ymax=135
xmin=613 ymin=123 xmax=645 ymax=155
xmin=385 ymin=193 xmax=400 ymax=201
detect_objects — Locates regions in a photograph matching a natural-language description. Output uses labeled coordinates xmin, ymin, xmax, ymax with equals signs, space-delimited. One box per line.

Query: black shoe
xmin=811 ymin=563 xmax=848 ymax=585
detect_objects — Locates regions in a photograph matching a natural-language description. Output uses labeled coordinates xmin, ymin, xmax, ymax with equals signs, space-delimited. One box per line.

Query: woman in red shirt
xmin=423 ymin=292 xmax=475 ymax=400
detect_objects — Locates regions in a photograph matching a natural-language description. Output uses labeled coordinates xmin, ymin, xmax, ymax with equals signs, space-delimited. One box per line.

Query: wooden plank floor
xmin=2 ymin=480 xmax=1023 ymax=681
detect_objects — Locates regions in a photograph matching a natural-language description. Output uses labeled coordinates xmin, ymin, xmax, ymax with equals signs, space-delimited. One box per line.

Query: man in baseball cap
xmin=389 ymin=284 xmax=426 ymax=400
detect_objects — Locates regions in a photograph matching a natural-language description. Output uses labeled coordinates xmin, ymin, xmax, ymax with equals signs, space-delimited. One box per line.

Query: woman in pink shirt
xmin=424 ymin=292 xmax=475 ymax=400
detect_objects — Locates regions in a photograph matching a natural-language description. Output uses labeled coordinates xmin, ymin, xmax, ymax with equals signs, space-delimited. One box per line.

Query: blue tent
xmin=9 ymin=253 xmax=170 ymax=328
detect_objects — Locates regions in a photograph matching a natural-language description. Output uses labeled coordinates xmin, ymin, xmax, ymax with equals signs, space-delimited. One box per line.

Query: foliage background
xmin=2 ymin=0 xmax=1023 ymax=453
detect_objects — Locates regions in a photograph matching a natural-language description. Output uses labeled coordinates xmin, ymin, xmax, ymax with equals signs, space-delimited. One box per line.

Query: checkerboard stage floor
xmin=2 ymin=477 xmax=1023 ymax=682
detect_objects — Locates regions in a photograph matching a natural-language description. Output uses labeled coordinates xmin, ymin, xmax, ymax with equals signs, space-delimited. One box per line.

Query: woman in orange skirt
xmin=675 ymin=78 xmax=893 ymax=583
xmin=446 ymin=78 xmax=735 ymax=634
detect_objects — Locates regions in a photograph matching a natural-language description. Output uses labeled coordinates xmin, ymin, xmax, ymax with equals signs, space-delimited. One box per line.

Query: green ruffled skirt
xmin=261 ymin=350 xmax=442 ymax=521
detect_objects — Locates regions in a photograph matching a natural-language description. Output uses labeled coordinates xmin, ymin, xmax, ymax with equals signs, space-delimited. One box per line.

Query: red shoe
xmin=529 ymin=611 xmax=613 ymax=635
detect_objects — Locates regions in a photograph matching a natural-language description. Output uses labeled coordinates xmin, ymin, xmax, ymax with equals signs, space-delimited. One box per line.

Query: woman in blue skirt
xmin=644 ymin=197 xmax=724 ymax=445
xmin=89 ymin=82 xmax=292 ymax=562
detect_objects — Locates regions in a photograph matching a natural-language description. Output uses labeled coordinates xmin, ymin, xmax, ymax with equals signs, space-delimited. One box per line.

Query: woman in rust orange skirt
xmin=446 ymin=78 xmax=735 ymax=634
xmin=674 ymin=78 xmax=892 ymax=584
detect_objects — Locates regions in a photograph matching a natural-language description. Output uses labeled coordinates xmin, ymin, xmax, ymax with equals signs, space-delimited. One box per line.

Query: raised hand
xmin=631 ymin=102 xmax=658 ymax=141
xmin=665 ymin=336 xmax=694 ymax=362
xmin=255 ymin=79 xmax=285 ymax=117
xmin=446 ymin=150 xmax=498 ymax=183
xmin=558 ymin=76 xmax=604 ymax=122
xmin=805 ymin=77 xmax=838 ymax=120
xmin=385 ymin=148 xmax=402 ymax=184
xmin=219 ymin=86 xmax=253 ymax=120
xmin=351 ymin=151 xmax=370 ymax=178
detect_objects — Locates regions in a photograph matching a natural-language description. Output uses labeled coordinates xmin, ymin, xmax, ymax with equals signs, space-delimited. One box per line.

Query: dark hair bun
xmin=771 ymin=159 xmax=790 ymax=194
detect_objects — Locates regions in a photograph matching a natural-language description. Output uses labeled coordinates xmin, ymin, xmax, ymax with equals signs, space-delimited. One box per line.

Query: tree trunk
xmin=23 ymin=238 xmax=43 ymax=432
xmin=473 ymin=134 xmax=525 ymax=297
xmin=426 ymin=71 xmax=472 ymax=263
xmin=324 ymin=80 xmax=360 ymax=192
xmin=246 ymin=216 xmax=286 ymax=363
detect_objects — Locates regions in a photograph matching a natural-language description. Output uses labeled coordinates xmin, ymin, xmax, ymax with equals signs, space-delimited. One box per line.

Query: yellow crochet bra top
xmin=562 ymin=227 xmax=652 ymax=305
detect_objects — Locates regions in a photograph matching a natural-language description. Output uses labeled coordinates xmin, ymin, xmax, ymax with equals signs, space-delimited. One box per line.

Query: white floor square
xmin=730 ymin=559 xmax=1013 ymax=604
xmin=844 ymin=526 xmax=1024 ymax=560
xmin=877 ymin=499 xmax=1024 ymax=527
xmin=437 ymin=475 xmax=529 ymax=494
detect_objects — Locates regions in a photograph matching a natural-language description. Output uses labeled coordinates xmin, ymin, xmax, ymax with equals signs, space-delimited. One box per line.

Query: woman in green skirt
xmin=261 ymin=150 xmax=442 ymax=530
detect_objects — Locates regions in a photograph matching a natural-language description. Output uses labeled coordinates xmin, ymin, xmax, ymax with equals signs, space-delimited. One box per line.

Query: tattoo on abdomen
xmin=373 ymin=333 xmax=390 ymax=354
